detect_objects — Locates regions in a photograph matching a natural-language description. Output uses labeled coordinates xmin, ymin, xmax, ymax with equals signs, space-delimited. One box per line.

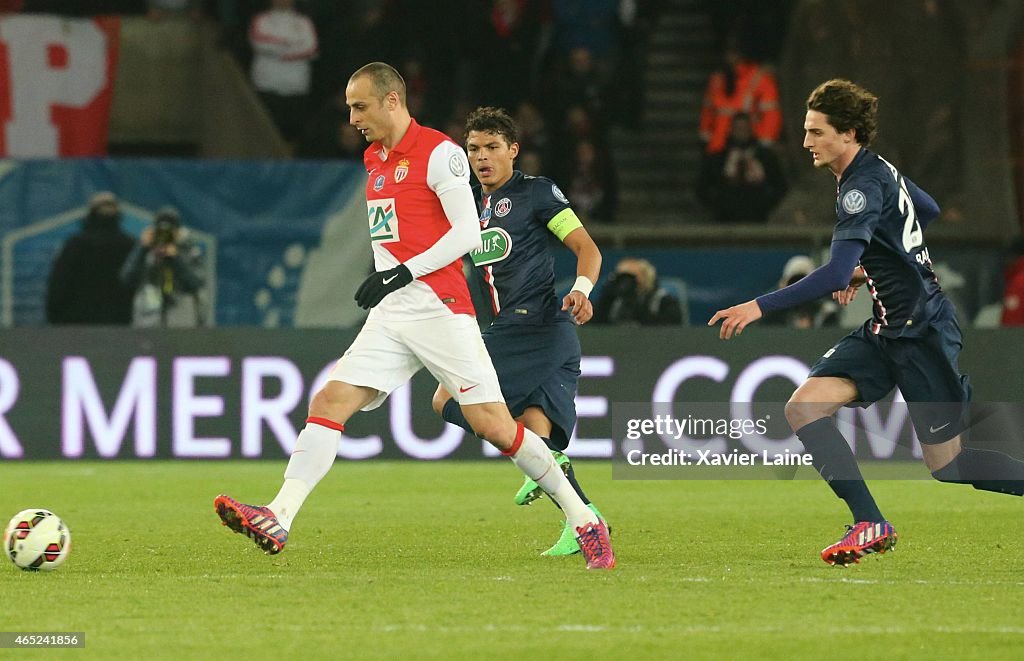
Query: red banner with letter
xmin=0 ymin=15 xmax=120 ymax=157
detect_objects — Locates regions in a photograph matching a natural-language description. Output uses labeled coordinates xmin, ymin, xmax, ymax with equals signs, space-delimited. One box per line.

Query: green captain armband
xmin=547 ymin=208 xmax=583 ymax=241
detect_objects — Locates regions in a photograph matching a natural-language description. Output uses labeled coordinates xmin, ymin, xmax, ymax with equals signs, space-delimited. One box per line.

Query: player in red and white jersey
xmin=215 ymin=62 xmax=613 ymax=569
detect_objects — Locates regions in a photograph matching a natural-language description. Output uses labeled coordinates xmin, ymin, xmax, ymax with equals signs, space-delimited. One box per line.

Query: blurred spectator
xmin=697 ymin=112 xmax=786 ymax=222
xmin=1001 ymin=237 xmax=1024 ymax=326
xmin=249 ymin=0 xmax=318 ymax=146
xmin=551 ymin=47 xmax=610 ymax=123
xmin=550 ymin=104 xmax=606 ymax=184
xmin=593 ymin=257 xmax=682 ymax=325
xmin=699 ymin=36 xmax=782 ymax=155
xmin=514 ymin=101 xmax=549 ymax=155
xmin=761 ymin=255 xmax=839 ymax=328
xmin=120 ymin=207 xmax=206 ymax=327
xmin=402 ymin=56 xmax=430 ymax=120
xmin=516 ymin=149 xmax=543 ymax=176
xmin=484 ymin=0 xmax=550 ymax=108
xmin=46 ymin=191 xmax=136 ymax=325
xmin=566 ymin=138 xmax=617 ymax=222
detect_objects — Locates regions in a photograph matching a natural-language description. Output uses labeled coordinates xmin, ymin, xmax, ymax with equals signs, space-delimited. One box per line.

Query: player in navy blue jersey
xmin=431 ymin=106 xmax=609 ymax=556
xmin=709 ymin=79 xmax=1024 ymax=566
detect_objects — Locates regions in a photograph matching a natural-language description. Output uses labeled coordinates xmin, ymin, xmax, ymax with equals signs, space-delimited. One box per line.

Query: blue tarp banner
xmin=0 ymin=158 xmax=372 ymax=327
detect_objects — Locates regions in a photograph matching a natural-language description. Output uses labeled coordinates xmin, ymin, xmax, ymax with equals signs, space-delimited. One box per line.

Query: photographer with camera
xmin=593 ymin=257 xmax=683 ymax=325
xmin=120 ymin=207 xmax=206 ymax=327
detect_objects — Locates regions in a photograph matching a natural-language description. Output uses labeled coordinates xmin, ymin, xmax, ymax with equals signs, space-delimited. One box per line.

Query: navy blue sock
xmin=441 ymin=398 xmax=473 ymax=435
xmin=796 ymin=417 xmax=886 ymax=523
xmin=931 ymin=447 xmax=1024 ymax=496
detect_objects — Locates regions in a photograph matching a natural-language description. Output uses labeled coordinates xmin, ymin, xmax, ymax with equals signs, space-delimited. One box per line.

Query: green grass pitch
xmin=1 ymin=461 xmax=1021 ymax=660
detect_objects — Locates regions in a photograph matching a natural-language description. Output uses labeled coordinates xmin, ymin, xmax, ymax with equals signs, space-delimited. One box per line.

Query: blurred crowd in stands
xmin=697 ymin=2 xmax=792 ymax=224
xmin=5 ymin=0 xmax=1023 ymax=327
xmin=232 ymin=0 xmax=663 ymax=224
xmin=0 ymin=1 xmax=660 ymax=226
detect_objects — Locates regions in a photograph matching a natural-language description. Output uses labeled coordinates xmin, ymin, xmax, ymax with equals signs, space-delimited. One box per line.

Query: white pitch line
xmin=799 ymin=576 xmax=1024 ymax=587
xmin=375 ymin=622 xmax=1024 ymax=635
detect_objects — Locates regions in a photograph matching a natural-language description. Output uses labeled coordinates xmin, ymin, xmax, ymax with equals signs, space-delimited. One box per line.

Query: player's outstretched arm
xmin=561 ymin=227 xmax=602 ymax=325
xmin=708 ymin=300 xmax=763 ymax=340
xmin=753 ymin=239 xmax=865 ymax=318
xmin=709 ymin=240 xmax=866 ymax=338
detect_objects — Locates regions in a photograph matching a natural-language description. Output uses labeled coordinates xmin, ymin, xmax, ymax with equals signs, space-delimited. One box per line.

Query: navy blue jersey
xmin=834 ymin=148 xmax=948 ymax=338
xmin=470 ymin=171 xmax=576 ymax=326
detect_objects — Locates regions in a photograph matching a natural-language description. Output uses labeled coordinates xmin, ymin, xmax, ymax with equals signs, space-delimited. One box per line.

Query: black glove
xmin=354 ymin=264 xmax=413 ymax=309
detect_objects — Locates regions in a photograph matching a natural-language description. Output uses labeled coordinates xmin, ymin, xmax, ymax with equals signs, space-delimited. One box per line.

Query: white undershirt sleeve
xmin=403 ymin=143 xmax=482 ymax=278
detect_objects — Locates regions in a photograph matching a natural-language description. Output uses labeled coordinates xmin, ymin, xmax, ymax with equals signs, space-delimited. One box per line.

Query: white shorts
xmin=328 ymin=313 xmax=505 ymax=411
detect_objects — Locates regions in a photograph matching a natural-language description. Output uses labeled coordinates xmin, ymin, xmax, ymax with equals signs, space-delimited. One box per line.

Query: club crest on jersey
xmin=494 ymin=197 xmax=512 ymax=217
xmin=394 ymin=159 xmax=410 ymax=183
xmin=367 ymin=197 xmax=399 ymax=243
xmin=842 ymin=189 xmax=866 ymax=214
xmin=373 ymin=174 xmax=385 ymax=191
xmin=551 ymin=184 xmax=569 ymax=204
xmin=470 ymin=227 xmax=512 ymax=266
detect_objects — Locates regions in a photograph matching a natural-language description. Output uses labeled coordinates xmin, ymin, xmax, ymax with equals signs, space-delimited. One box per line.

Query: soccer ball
xmin=3 ymin=509 xmax=71 ymax=571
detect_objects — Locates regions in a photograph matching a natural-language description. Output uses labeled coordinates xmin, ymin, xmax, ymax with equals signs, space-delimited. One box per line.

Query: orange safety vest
xmin=699 ymin=61 xmax=782 ymax=154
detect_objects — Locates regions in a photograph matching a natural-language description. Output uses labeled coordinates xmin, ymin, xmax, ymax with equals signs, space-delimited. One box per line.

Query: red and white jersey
xmin=363 ymin=119 xmax=475 ymax=320
xmin=248 ymin=8 xmax=318 ymax=95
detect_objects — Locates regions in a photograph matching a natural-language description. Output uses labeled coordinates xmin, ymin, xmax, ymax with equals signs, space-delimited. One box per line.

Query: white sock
xmin=267 ymin=421 xmax=340 ymax=530
xmin=507 ymin=425 xmax=597 ymax=530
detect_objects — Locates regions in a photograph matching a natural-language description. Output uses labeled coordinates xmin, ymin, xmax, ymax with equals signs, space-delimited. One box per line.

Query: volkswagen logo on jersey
xmin=551 ymin=184 xmax=569 ymax=204
xmin=842 ymin=189 xmax=867 ymax=214
xmin=449 ymin=152 xmax=467 ymax=177
xmin=394 ymin=159 xmax=410 ymax=183
xmin=494 ymin=197 xmax=512 ymax=217
xmin=373 ymin=174 xmax=386 ymax=191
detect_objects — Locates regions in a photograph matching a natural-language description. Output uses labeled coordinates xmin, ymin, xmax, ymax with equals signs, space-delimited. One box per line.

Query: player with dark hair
xmin=431 ymin=106 xmax=608 ymax=556
xmin=215 ymin=65 xmax=613 ymax=570
xmin=709 ymin=78 xmax=1024 ymax=566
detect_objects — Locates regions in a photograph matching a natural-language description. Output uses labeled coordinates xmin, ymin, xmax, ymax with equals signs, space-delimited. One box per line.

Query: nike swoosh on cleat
xmin=383 ymin=274 xmax=398 ymax=284
xmin=929 ymin=422 xmax=951 ymax=433
xmin=459 ymin=385 xmax=478 ymax=393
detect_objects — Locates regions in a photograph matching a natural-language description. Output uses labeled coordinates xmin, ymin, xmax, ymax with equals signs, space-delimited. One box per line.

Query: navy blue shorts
xmin=482 ymin=321 xmax=581 ymax=451
xmin=808 ymin=316 xmax=972 ymax=444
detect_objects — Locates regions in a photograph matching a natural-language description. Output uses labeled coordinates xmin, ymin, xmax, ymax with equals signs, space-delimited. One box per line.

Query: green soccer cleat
xmin=513 ymin=451 xmax=571 ymax=505
xmin=541 ymin=504 xmax=608 ymax=557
